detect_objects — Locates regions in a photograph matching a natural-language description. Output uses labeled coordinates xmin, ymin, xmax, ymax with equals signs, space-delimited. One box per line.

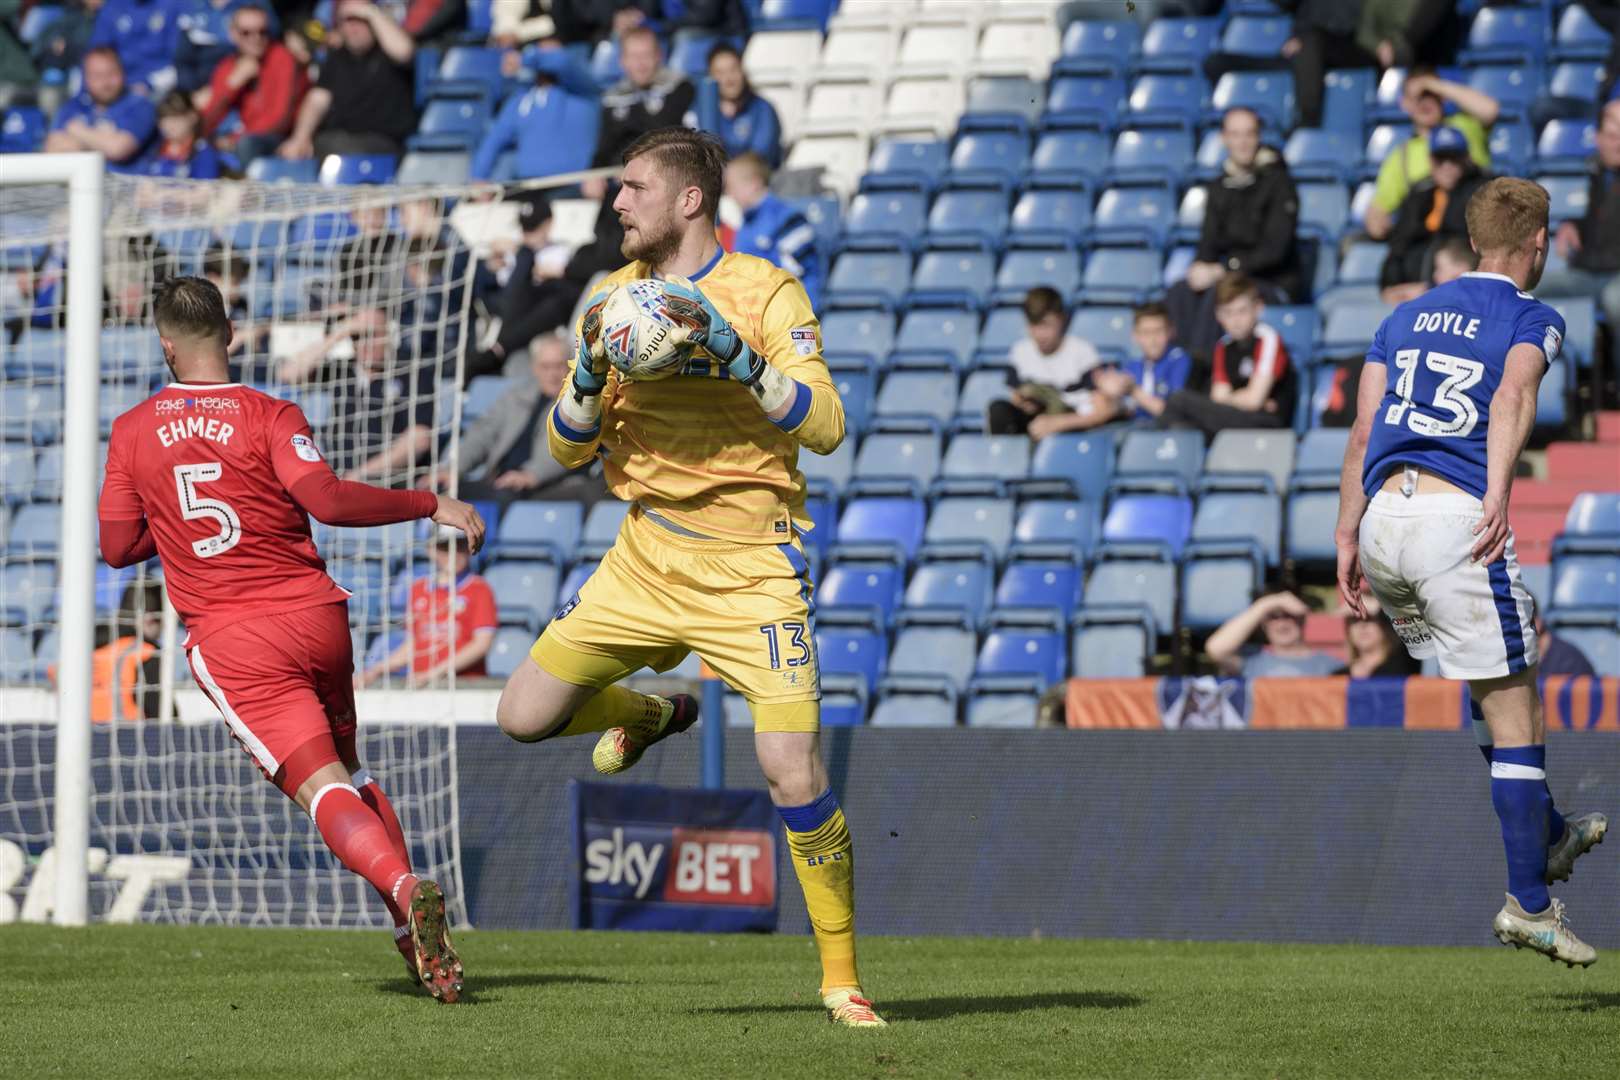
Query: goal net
xmin=1 ymin=168 xmax=478 ymax=927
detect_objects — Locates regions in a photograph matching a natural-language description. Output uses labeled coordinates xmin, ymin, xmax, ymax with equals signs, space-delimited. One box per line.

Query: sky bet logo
xmin=582 ymin=823 xmax=775 ymax=906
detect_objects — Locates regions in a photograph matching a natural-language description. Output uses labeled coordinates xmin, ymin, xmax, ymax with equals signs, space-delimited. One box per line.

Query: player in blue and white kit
xmin=1335 ymin=178 xmax=1607 ymax=967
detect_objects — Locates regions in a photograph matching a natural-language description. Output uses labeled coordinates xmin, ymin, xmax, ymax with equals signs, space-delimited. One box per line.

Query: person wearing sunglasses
xmin=197 ymin=2 xmax=307 ymax=166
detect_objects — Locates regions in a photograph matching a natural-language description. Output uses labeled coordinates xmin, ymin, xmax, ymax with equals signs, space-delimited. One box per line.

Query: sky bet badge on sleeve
xmin=570 ymin=781 xmax=779 ymax=932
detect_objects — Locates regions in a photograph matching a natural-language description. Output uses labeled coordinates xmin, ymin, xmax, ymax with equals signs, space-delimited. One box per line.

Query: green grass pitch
xmin=6 ymin=925 xmax=1618 ymax=1079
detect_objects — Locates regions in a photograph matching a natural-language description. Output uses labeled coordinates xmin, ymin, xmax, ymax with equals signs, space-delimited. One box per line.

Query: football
xmin=598 ymin=277 xmax=694 ymax=381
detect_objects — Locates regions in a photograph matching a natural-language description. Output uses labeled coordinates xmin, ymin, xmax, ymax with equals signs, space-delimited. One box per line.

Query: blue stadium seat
xmin=1489 ymin=120 xmax=1536 ymax=176
xmin=1545 ymin=614 xmax=1620 ymax=677
xmin=1059 ymin=19 xmax=1141 ymax=76
xmin=1192 ymin=491 xmax=1283 ymax=567
xmin=888 ymin=625 xmax=978 ymax=691
xmin=819 ymin=561 xmax=904 ymax=629
xmin=99 ymin=383 xmax=149 ymax=436
xmin=787 ymin=195 xmax=842 ymax=251
xmin=1559 ymin=493 xmax=1620 ymax=555
xmin=408 ymin=98 xmax=491 ymax=152
xmin=1116 ymin=430 xmax=1205 ymax=493
xmin=1362 ymin=123 xmax=1412 ymax=178
xmin=4 ymin=330 xmax=63 ymax=380
xmin=822 ymin=309 xmax=895 ymax=369
xmin=1546 ymin=296 xmax=1596 ymax=369
xmin=1174 ymin=185 xmax=1206 ymax=241
xmin=996 ymin=561 xmax=1083 ymax=625
xmin=430 ymin=46 xmax=505 ymax=103
xmin=2 ymin=383 xmax=57 ymax=447
xmin=246 ymin=157 xmax=319 ymax=184
xmin=0 ymin=444 xmax=34 ymax=505
xmin=1547 ymin=62 xmax=1607 ymax=117
xmin=890 ymin=309 xmax=979 ymax=371
xmin=1026 ymin=430 xmax=1115 ymax=501
xmin=1554 ymin=3 xmax=1614 ymax=62
xmin=1078 ymin=247 xmax=1162 ymax=305
xmin=1209 ymin=71 xmax=1294 ymax=131
xmin=669 ymin=33 xmax=723 ymax=79
xmin=1085 ymin=558 xmax=1177 ymax=637
xmin=853 ymin=433 xmax=941 ymax=495
xmin=320 ymin=154 xmax=398 ymax=186
xmin=1070 ymin=611 xmax=1152 ymax=677
xmin=904 ymin=560 xmax=993 ymax=628
xmin=863 ymin=139 xmax=950 ymax=193
xmin=830 ymin=367 xmax=875 ymax=434
xmin=870 ymin=685 xmax=959 ymax=726
xmin=1045 ymin=74 xmax=1127 ymax=128
xmin=1551 ymin=555 xmax=1620 ymax=613
xmin=1297 ymin=182 xmax=1349 ymax=242
xmin=938 ymin=435 xmax=1030 ymax=493
xmin=800 ymin=437 xmax=856 ymax=496
xmin=1467 ymin=64 xmax=1539 ymax=122
xmin=1193 ymin=126 xmax=1228 ymax=181
xmin=0 ymin=103 xmax=45 ymax=154
xmin=1286 ymin=489 xmax=1339 ymax=563
xmin=0 ymin=628 xmax=34 ymax=682
xmin=11 ymin=505 xmax=63 ymax=556
xmin=1538 ymin=356 xmax=1570 ymax=433
xmin=954 ymin=370 xmax=1009 ymax=431
xmin=1283 ymin=127 xmax=1360 ymax=183
xmin=577 ymin=500 xmax=631 ymax=560
xmin=483 ymin=560 xmax=560 ymax=631
xmin=874 ymin=370 xmax=958 ymax=430
xmin=1107 ymin=128 xmax=1194 ymax=186
xmin=0 ymin=559 xmax=55 ymax=626
xmin=925 ymin=190 xmax=1010 ymax=250
xmin=1321 ymin=300 xmax=1390 ymax=356
xmin=1204 ymin=428 xmax=1296 ymax=495
xmin=948 ymin=131 xmax=1030 ymax=189
xmin=1291 ymin=428 xmax=1350 ymax=489
xmin=966 ymin=688 xmax=1039 ymax=727
xmin=836 ymin=497 xmax=927 ymax=563
xmin=1539 ymin=118 xmax=1598 ymax=176
xmin=1459 ymin=5 xmax=1548 ymax=65
xmin=843 ymin=191 xmax=928 ymax=251
xmin=1321 ymin=69 xmax=1372 ymax=137
xmin=1029 ymin=129 xmax=1111 ymax=188
xmin=1541 ymin=174 xmax=1590 ymax=228
xmin=907 ymin=251 xmax=994 ymax=310
xmin=1012 ymin=499 xmax=1099 ymax=562
xmin=923 ymin=497 xmax=1015 ymax=563
xmin=802 ymin=495 xmax=837 ymax=565
xmin=974 ymin=307 xmax=1027 ymax=366
xmin=996 ymin=249 xmax=1081 ymax=305
xmin=1219 ymin=15 xmax=1292 ymax=59
xmin=1267 ymin=306 xmax=1320 ymax=364
xmin=395 ymin=151 xmax=472 ymax=186
xmin=1102 ymin=494 xmax=1193 ymax=559
xmin=825 ymin=252 xmax=911 ymax=309
xmin=462 ymin=376 xmax=511 ymax=422
xmin=485 ymin=626 xmax=534 ymax=679
xmin=1126 ymin=74 xmax=1206 ymax=130
xmin=1007 ymin=189 xmax=1092 ymax=250
xmin=495 ymin=501 xmax=582 ymax=562
xmin=975 ymin=626 xmax=1066 ymax=690
xmin=1163 ymin=243 xmax=1197 ymax=287
xmin=1338 ymin=240 xmax=1389 ymax=287
xmin=1181 ymin=550 xmax=1262 ymax=632
xmin=756 ymin=0 xmax=835 ymax=32
xmin=963 ymin=76 xmax=1045 ymax=132
xmin=817 ymin=625 xmax=887 ymax=698
xmin=1090 ymin=187 xmax=1176 ymax=248
xmin=1136 ymin=17 xmax=1223 ymax=75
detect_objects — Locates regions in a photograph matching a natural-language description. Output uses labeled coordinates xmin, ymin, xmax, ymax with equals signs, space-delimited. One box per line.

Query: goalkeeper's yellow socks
xmin=555 ymin=687 xmax=670 ymax=739
xmin=779 ymin=789 xmax=860 ymax=995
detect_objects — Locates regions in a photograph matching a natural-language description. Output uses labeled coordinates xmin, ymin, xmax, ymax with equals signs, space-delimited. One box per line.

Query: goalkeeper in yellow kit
xmin=494 ymin=128 xmax=884 ymax=1028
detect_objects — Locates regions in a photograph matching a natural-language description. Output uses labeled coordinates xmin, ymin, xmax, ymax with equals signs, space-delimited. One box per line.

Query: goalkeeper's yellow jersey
xmin=548 ymin=249 xmax=845 ymax=546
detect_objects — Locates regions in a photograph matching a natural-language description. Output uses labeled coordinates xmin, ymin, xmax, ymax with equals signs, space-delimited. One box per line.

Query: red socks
xmin=310 ymin=782 xmax=416 ymax=920
xmin=355 ymin=771 xmax=414 ymax=927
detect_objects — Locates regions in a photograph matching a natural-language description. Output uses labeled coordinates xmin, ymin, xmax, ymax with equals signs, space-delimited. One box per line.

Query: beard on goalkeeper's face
xmin=619 ymin=200 xmax=684 ymax=267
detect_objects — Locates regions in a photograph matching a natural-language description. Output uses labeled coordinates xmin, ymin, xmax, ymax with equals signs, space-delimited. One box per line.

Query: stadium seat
xmin=804 ymin=78 xmax=883 ymax=133
xmin=1085 ymin=558 xmax=1177 ymax=638
xmin=1107 ymin=128 xmax=1195 ymax=186
xmin=888 ymin=624 xmax=977 ymax=692
xmin=925 ymin=189 xmax=1010 ymax=250
xmin=836 ymin=497 xmax=927 ymax=562
xmin=408 ymin=98 xmax=491 ymax=152
xmin=1066 ymin=305 xmax=1137 ymax=361
xmin=800 ymin=437 xmax=856 ymax=496
xmin=954 ymin=370 xmax=1008 ymax=431
xmin=1321 ymin=300 xmax=1390 ymax=357
xmin=1209 ymin=70 xmax=1294 ymax=132
xmin=965 ymin=688 xmax=1039 ymax=727
xmin=843 ymin=191 xmax=928 ymax=251
xmin=1007 ymin=190 xmax=1091 ymax=251
xmin=1558 ymin=494 xmax=1620 ymax=555
xmin=1546 ymin=612 xmax=1620 ymax=677
xmin=1029 ymin=129 xmax=1111 ymax=188
xmin=923 ymin=496 xmax=1015 ymax=563
xmin=1192 ymin=126 xmax=1228 ymax=181
xmin=485 ymin=626 xmax=534 ymax=679
xmin=874 ymin=370 xmax=958 ymax=430
xmin=1070 ymin=610 xmax=1153 ymax=677
xmin=1204 ymin=429 xmax=1296 ymax=494
xmin=1192 ymin=491 xmax=1282 ymax=567
xmin=0 ymin=558 xmax=55 ymax=626
xmin=974 ymin=625 xmax=1066 ymax=690
xmin=938 ymin=435 xmax=1030 ymax=492
xmin=1466 ymin=65 xmax=1537 ymax=122
xmin=99 ymin=383 xmax=148 ymax=437
xmin=0 ymin=628 xmax=34 ymax=682
xmin=1489 ymin=120 xmax=1536 ymax=176
xmin=1554 ymin=3 xmax=1614 ymax=62
xmin=996 ymin=561 xmax=1083 ymax=625
xmin=1026 ymin=430 xmax=1116 ymax=501
xmin=863 ymin=139 xmax=949 ymax=193
xmin=897 ymin=21 xmax=976 ymax=76
xmin=802 ymin=494 xmax=838 ymax=564
xmin=462 ymin=376 xmax=511 ymax=422
xmin=822 ymin=308 xmax=896 ymax=368
xmin=1536 ymin=119 xmax=1596 ymax=175
xmin=1291 ymin=428 xmax=1351 ymax=490
xmin=483 ymin=560 xmax=560 ymax=632
xmin=820 ymin=561 xmax=904 ymax=628
xmin=1362 ymin=123 xmax=1412 ymax=178
xmin=903 ymin=560 xmax=993 ymax=628
xmin=1058 ymin=18 xmax=1141 ymax=76
xmin=891 ymin=309 xmax=979 ymax=371
xmin=811 ymin=25 xmax=892 ymax=81
xmin=907 ymin=251 xmax=994 ymax=310
xmin=1267 ymin=306 xmax=1320 ymax=365
xmin=318 ymin=154 xmax=398 ymax=186
xmin=1285 ymin=489 xmax=1339 ymax=564
xmin=948 ymin=131 xmax=1030 ymax=189
xmin=246 ymin=157 xmax=319 ymax=184
xmin=785 ymin=131 xmax=870 ymax=197
xmin=975 ymin=17 xmax=1061 ymax=81
xmin=430 ymin=45 xmax=504 ymax=102
xmin=395 ymin=151 xmax=471 ymax=185
xmin=0 ymin=444 xmax=34 ymax=505
xmin=1219 ymin=14 xmax=1292 ymax=58
xmin=1116 ymin=430 xmax=1205 ymax=493
xmin=1459 ymin=4 xmax=1548 ymax=65
xmin=495 ymin=501 xmax=582 ymax=563
xmin=1174 ymin=185 xmax=1207 ymax=242
xmin=3 ymin=330 xmax=62 ymax=381
xmin=882 ymin=75 xmax=966 ymax=138
xmin=1551 ymin=555 xmax=1620 ymax=614
xmin=1078 ymin=248 xmax=1162 ymax=305
xmin=1181 ymin=550 xmax=1262 ymax=632
xmin=830 ymin=368 xmax=876 ymax=434
xmin=995 ymin=251 xmax=1079 ymax=309
xmin=1283 ymin=127 xmax=1360 ymax=184
xmin=869 ymin=684 xmax=959 ymax=726
xmin=1102 ymin=494 xmax=1193 ymax=560
xmin=577 ymin=501 xmax=631 ymax=560
xmin=1320 ymin=68 xmax=1371 ymax=136
xmin=963 ymin=75 xmax=1045 ymax=131
xmin=974 ymin=306 xmax=1026 ymax=366
xmin=817 ymin=625 xmax=887 ymax=699
xmin=1136 ymin=17 xmax=1222 ymax=75
xmin=1337 ymin=241 xmax=1390 ymax=288
xmin=825 ymin=251 xmax=911 ymax=309
xmin=853 ymin=432 xmax=941 ymax=494
xmin=1012 ymin=499 xmax=1100 ymax=563
xmin=743 ymin=28 xmax=825 ymax=87
xmin=1297 ymin=182 xmax=1350 ymax=242
xmin=1090 ymin=186 xmax=1176 ymax=248
xmin=1541 ymin=174 xmax=1591 ymax=229
xmin=1126 ymin=74 xmax=1206 ymax=130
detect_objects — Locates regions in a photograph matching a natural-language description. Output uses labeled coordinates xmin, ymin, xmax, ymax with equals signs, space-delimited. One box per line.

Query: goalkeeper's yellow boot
xmin=592 ymin=693 xmax=698 ymax=775
xmin=1545 ymin=812 xmax=1607 ymax=884
xmin=824 ymin=988 xmax=888 ymax=1028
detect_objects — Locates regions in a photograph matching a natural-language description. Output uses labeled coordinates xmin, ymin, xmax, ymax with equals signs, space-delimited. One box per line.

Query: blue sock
xmin=1490 ymin=746 xmax=1552 ymax=914
xmin=1473 ymin=704 xmax=1563 ymax=845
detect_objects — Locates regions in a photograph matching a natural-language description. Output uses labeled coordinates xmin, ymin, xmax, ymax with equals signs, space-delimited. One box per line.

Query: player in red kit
xmin=96 ymin=277 xmax=484 ymax=1003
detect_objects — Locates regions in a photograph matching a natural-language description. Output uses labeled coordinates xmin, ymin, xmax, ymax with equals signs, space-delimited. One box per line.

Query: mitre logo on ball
xmin=600 ymin=278 xmax=691 ymax=381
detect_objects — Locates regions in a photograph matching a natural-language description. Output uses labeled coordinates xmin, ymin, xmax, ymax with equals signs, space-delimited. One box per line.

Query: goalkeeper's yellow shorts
xmin=530 ymin=504 xmax=821 ymax=728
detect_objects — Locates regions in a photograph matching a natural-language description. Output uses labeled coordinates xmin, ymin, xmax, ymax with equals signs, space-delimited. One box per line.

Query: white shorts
xmin=1358 ymin=489 xmax=1539 ymax=681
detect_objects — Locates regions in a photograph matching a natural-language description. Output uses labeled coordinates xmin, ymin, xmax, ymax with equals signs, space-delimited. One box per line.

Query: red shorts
xmin=187 ymin=602 xmax=357 ymax=791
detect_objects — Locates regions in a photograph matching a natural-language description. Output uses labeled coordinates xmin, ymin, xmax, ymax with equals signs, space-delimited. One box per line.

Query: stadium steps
xmin=1596 ymin=412 xmax=1620 ymax=444
xmin=1545 ymin=442 xmax=1620 ymax=480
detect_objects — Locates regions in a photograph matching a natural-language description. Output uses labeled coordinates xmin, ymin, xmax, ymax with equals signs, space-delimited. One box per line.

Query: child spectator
xmin=722 ymin=152 xmax=822 ymax=311
xmin=139 ymin=90 xmax=224 ymax=177
xmin=356 ymin=527 xmax=498 ymax=688
xmin=1158 ymin=274 xmax=1296 ymax=438
xmin=986 ymin=286 xmax=1107 ymax=439
xmin=1093 ymin=301 xmax=1194 ymax=424
xmin=1429 ymin=236 xmax=1478 ymax=287
xmin=198 ymin=2 xmax=308 ymax=167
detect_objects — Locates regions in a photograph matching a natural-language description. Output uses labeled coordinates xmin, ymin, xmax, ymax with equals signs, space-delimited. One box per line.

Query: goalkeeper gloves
xmin=570 ymin=289 xmax=612 ymax=398
xmin=660 ymin=276 xmax=766 ymax=387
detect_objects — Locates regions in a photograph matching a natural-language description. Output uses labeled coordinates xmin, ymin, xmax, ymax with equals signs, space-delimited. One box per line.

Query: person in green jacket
xmin=1365 ymin=66 xmax=1500 ymax=241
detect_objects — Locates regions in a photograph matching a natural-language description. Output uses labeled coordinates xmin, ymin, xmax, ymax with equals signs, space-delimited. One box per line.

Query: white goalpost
xmin=1 ymin=157 xmax=481 ymax=929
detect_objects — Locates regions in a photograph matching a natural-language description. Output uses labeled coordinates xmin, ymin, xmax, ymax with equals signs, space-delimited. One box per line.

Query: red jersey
xmin=99 ymin=382 xmax=353 ymax=647
xmin=407 ymin=573 xmax=498 ymax=676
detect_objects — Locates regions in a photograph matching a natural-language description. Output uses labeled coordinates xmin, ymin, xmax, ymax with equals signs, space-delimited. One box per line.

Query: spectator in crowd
xmin=90 ymin=0 xmax=183 ymax=95
xmin=138 ymin=89 xmax=224 ymax=176
xmin=48 ymin=581 xmax=169 ymax=722
xmin=0 ymin=0 xmax=39 ymax=107
xmin=1379 ymin=126 xmax=1489 ymax=305
xmin=721 ymin=152 xmax=822 ymax=311
xmin=1158 ymin=274 xmax=1296 ymax=438
xmin=197 ymin=2 xmax=306 ymax=166
xmin=1335 ymin=594 xmax=1419 ymax=678
xmin=1204 ymin=2 xmax=1375 ymax=131
xmin=469 ymin=193 xmax=585 ymax=378
xmin=1166 ymin=107 xmax=1300 ymax=361
xmin=438 ymin=333 xmax=599 ymax=502
xmin=986 ymin=287 xmax=1109 ymax=439
xmin=1430 ymin=236 xmax=1478 ymax=287
xmin=1539 ymin=98 xmax=1620 ymax=373
xmin=1091 ymin=302 xmax=1194 ymax=424
xmin=590 ymin=25 xmax=694 ymax=170
xmin=472 ymin=46 xmax=600 ymax=181
xmin=401 ymin=0 xmax=467 ymax=43
xmin=490 ymin=0 xmax=559 ymax=47
xmin=173 ymin=0 xmax=277 ymax=94
xmin=31 ymin=0 xmax=105 ymax=114
xmin=693 ymin=43 xmax=781 ymax=168
xmin=277 ymin=0 xmax=417 ymax=160
xmin=1537 ymin=613 xmax=1597 ymax=678
xmin=1365 ymin=68 xmax=1499 ymax=240
xmin=44 ymin=47 xmax=156 ymax=171
xmin=356 ymin=527 xmax=498 ymax=688
xmin=1207 ymin=591 xmax=1344 ymax=678
xmin=551 ymin=0 xmax=655 ymax=46
xmin=664 ymin=0 xmax=748 ymax=39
